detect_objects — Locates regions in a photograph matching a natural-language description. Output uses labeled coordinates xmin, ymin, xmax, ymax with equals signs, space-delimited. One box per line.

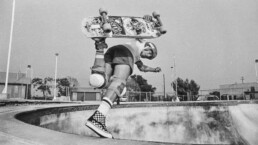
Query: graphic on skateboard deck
xmin=82 ymin=9 xmax=166 ymax=39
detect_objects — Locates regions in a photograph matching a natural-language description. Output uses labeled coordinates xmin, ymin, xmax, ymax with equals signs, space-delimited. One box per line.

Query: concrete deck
xmin=0 ymin=100 xmax=176 ymax=145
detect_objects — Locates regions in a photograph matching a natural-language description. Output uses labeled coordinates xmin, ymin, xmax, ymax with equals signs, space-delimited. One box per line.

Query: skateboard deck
xmin=82 ymin=15 xmax=166 ymax=39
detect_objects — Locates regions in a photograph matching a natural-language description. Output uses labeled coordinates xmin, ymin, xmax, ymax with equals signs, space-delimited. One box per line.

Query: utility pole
xmin=53 ymin=53 xmax=59 ymax=100
xmin=255 ymin=59 xmax=258 ymax=83
xmin=25 ymin=65 xmax=31 ymax=99
xmin=173 ymin=56 xmax=178 ymax=98
xmin=171 ymin=67 xmax=174 ymax=93
xmin=163 ymin=74 xmax=166 ymax=100
xmin=241 ymin=76 xmax=244 ymax=84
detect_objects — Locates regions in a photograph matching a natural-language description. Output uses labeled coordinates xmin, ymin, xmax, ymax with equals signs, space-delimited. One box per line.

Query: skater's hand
xmin=143 ymin=15 xmax=153 ymax=21
xmin=93 ymin=38 xmax=108 ymax=50
xmin=154 ymin=67 xmax=161 ymax=72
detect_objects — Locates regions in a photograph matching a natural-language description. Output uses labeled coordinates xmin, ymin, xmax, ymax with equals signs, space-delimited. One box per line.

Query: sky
xmin=0 ymin=0 xmax=258 ymax=92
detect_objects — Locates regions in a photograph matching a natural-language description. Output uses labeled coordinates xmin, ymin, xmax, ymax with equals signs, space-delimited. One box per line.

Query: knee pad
xmin=89 ymin=65 xmax=107 ymax=88
xmin=107 ymin=76 xmax=126 ymax=97
xmin=89 ymin=73 xmax=106 ymax=88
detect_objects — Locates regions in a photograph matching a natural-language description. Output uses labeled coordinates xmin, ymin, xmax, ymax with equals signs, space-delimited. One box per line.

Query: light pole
xmin=30 ymin=67 xmax=34 ymax=99
xmin=163 ymin=74 xmax=166 ymax=100
xmin=170 ymin=67 xmax=175 ymax=92
xmin=172 ymin=57 xmax=178 ymax=98
xmin=25 ymin=65 xmax=33 ymax=99
xmin=171 ymin=66 xmax=178 ymax=100
xmin=25 ymin=65 xmax=31 ymax=99
xmin=255 ymin=59 xmax=258 ymax=83
xmin=1 ymin=0 xmax=16 ymax=99
xmin=171 ymin=56 xmax=179 ymax=102
xmin=53 ymin=53 xmax=59 ymax=100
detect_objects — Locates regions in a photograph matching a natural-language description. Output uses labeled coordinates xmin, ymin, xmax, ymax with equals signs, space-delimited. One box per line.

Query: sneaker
xmin=85 ymin=110 xmax=113 ymax=138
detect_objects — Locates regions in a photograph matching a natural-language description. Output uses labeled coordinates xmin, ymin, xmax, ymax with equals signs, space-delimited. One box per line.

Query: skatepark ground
xmin=0 ymin=99 xmax=257 ymax=145
xmin=0 ymin=100 xmax=175 ymax=145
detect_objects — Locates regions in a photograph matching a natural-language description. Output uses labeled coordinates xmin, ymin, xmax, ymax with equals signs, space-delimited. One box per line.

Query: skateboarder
xmin=86 ymin=38 xmax=161 ymax=138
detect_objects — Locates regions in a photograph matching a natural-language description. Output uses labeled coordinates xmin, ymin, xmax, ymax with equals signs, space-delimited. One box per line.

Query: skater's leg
xmin=90 ymin=64 xmax=130 ymax=115
xmin=104 ymin=64 xmax=131 ymax=102
xmin=104 ymin=63 xmax=113 ymax=86
xmin=86 ymin=64 xmax=131 ymax=138
xmin=95 ymin=64 xmax=130 ymax=116
xmin=89 ymin=39 xmax=108 ymax=88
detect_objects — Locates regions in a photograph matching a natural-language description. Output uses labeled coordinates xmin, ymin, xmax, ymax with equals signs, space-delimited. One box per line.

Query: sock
xmin=97 ymin=97 xmax=113 ymax=116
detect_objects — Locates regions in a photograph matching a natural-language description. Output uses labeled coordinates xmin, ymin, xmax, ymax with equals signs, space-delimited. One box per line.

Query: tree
xmin=32 ymin=77 xmax=53 ymax=99
xmin=126 ymin=74 xmax=156 ymax=101
xmin=56 ymin=78 xmax=70 ymax=96
xmin=130 ymin=74 xmax=156 ymax=92
xmin=189 ymin=80 xmax=200 ymax=95
xmin=126 ymin=76 xmax=141 ymax=92
xmin=57 ymin=76 xmax=79 ymax=96
xmin=66 ymin=76 xmax=79 ymax=87
xmin=172 ymin=77 xmax=200 ymax=96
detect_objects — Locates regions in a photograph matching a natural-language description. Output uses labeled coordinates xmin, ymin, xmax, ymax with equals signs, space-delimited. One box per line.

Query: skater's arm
xmin=136 ymin=61 xmax=161 ymax=73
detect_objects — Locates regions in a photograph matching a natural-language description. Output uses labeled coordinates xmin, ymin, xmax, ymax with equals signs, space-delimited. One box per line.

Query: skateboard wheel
xmin=99 ymin=8 xmax=108 ymax=15
xmin=152 ymin=11 xmax=160 ymax=18
xmin=160 ymin=27 xmax=167 ymax=34
xmin=103 ymin=23 xmax=111 ymax=33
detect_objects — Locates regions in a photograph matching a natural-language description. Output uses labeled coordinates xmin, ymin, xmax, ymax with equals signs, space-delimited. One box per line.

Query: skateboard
xmin=82 ymin=8 xmax=166 ymax=39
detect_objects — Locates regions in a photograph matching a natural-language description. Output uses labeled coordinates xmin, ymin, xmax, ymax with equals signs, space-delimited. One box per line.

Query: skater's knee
xmin=90 ymin=65 xmax=110 ymax=88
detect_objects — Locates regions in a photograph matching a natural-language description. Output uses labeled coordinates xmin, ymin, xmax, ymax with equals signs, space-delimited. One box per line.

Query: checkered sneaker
xmin=86 ymin=111 xmax=113 ymax=138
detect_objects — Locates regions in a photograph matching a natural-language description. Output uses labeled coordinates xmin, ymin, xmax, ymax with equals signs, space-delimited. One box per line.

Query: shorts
xmin=104 ymin=45 xmax=134 ymax=74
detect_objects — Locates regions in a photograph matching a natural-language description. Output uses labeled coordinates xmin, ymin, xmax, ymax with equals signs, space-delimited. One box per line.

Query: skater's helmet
xmin=143 ymin=42 xmax=157 ymax=60
xmin=126 ymin=39 xmax=158 ymax=60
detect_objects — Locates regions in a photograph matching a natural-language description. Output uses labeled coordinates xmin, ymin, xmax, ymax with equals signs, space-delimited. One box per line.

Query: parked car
xmin=196 ymin=95 xmax=219 ymax=101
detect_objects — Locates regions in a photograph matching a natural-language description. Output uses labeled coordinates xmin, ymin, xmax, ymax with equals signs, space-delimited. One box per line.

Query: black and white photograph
xmin=0 ymin=0 xmax=258 ymax=144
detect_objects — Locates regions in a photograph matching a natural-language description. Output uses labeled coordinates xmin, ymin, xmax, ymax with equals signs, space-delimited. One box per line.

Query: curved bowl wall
xmin=16 ymin=101 xmax=258 ymax=145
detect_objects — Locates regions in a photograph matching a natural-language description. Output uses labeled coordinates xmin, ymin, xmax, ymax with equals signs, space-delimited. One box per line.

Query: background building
xmin=71 ymin=87 xmax=102 ymax=101
xmin=219 ymin=82 xmax=258 ymax=100
xmin=0 ymin=72 xmax=31 ymax=99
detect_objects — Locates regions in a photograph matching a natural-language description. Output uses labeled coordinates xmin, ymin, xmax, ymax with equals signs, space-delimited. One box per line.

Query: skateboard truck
xmin=99 ymin=8 xmax=112 ymax=33
xmin=152 ymin=11 xmax=167 ymax=34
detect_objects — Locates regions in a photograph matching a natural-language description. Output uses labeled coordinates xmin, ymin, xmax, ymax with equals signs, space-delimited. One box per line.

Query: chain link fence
xmin=29 ymin=85 xmax=258 ymax=102
xmin=125 ymin=91 xmax=184 ymax=102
